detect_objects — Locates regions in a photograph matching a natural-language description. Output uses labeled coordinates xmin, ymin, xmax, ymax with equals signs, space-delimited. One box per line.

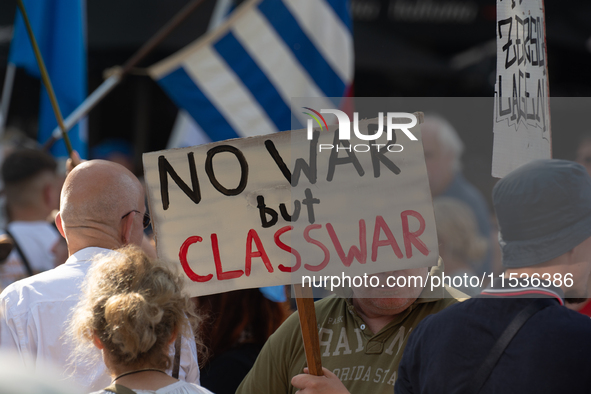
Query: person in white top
xmin=71 ymin=246 xmax=211 ymax=394
xmin=0 ymin=148 xmax=66 ymax=288
xmin=0 ymin=160 xmax=200 ymax=392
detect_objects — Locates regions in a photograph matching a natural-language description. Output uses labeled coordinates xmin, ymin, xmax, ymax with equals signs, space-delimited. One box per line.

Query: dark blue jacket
xmin=395 ymin=282 xmax=591 ymax=393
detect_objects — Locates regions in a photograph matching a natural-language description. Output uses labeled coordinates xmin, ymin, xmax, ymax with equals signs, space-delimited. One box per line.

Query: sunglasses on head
xmin=121 ymin=210 xmax=151 ymax=229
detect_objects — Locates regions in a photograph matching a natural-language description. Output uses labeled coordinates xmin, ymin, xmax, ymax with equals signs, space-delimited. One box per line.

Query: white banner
xmin=143 ymin=115 xmax=438 ymax=297
xmin=492 ymin=0 xmax=551 ymax=178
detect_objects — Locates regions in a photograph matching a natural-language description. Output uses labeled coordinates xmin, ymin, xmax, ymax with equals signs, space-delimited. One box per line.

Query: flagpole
xmin=0 ymin=63 xmax=16 ymax=135
xmin=41 ymin=74 xmax=120 ymax=151
xmin=44 ymin=0 xmax=208 ymax=150
xmin=16 ymin=0 xmax=74 ymax=156
xmin=208 ymin=0 xmax=232 ymax=30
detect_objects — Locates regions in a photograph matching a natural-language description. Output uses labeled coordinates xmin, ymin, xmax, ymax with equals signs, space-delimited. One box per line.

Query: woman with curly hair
xmin=69 ymin=246 xmax=211 ymax=394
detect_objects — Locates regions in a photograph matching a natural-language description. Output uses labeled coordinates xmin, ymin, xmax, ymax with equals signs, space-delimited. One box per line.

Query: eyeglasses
xmin=121 ymin=210 xmax=151 ymax=229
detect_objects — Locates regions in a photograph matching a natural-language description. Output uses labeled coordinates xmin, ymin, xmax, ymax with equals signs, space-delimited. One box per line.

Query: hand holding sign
xmin=291 ymin=367 xmax=350 ymax=394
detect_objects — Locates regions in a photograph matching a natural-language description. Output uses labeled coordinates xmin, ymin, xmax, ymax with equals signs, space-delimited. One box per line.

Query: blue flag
xmin=9 ymin=0 xmax=87 ymax=159
xmin=149 ymin=0 xmax=353 ymax=142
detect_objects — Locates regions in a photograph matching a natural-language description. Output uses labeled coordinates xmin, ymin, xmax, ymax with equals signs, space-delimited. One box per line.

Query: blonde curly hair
xmin=69 ymin=245 xmax=203 ymax=371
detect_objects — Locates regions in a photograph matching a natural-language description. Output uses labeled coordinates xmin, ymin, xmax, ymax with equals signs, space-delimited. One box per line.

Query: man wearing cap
xmin=394 ymin=159 xmax=591 ymax=393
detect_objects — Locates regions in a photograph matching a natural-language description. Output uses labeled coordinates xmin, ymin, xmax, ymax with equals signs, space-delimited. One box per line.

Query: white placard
xmin=143 ymin=116 xmax=438 ymax=297
xmin=492 ymin=0 xmax=551 ymax=178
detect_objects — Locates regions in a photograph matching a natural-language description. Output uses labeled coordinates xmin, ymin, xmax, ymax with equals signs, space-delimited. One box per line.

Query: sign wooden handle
xmin=293 ymin=284 xmax=323 ymax=376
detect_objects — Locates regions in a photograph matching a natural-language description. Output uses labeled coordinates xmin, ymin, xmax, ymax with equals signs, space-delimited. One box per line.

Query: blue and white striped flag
xmin=148 ymin=0 xmax=353 ymax=142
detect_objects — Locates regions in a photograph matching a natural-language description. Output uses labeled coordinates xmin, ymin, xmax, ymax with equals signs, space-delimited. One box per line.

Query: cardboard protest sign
xmin=492 ymin=0 xmax=551 ymax=178
xmin=143 ymin=113 xmax=437 ymax=297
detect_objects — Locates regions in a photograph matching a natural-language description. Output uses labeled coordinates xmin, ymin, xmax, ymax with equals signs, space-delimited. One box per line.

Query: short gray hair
xmin=424 ymin=115 xmax=464 ymax=172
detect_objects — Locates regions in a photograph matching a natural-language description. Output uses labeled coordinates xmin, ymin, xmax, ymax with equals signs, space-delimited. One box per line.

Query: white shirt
xmin=0 ymin=221 xmax=61 ymax=288
xmin=92 ymin=380 xmax=214 ymax=394
xmin=0 ymin=247 xmax=200 ymax=392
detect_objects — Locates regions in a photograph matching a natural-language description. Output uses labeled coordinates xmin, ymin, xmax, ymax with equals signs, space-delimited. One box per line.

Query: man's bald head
xmin=59 ymin=160 xmax=144 ymax=250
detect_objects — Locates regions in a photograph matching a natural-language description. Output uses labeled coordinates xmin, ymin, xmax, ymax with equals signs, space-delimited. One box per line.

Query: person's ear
xmin=168 ymin=326 xmax=179 ymax=345
xmin=42 ymin=183 xmax=53 ymax=207
xmin=92 ymin=333 xmax=105 ymax=350
xmin=55 ymin=212 xmax=66 ymax=239
xmin=121 ymin=211 xmax=135 ymax=245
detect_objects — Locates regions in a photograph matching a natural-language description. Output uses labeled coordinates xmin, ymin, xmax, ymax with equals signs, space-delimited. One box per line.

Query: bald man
xmin=56 ymin=160 xmax=146 ymax=253
xmin=0 ymin=160 xmax=199 ymax=391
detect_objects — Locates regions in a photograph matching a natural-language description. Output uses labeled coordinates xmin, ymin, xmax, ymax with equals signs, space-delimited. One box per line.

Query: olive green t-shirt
xmin=237 ymin=285 xmax=466 ymax=394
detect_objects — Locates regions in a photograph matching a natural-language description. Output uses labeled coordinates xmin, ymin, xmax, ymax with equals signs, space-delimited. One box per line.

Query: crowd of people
xmin=0 ymin=116 xmax=591 ymax=394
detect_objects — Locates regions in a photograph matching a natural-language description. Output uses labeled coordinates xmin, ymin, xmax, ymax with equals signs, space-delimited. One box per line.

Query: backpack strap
xmin=466 ymin=298 xmax=553 ymax=393
xmin=172 ymin=334 xmax=182 ymax=379
xmin=103 ymin=384 xmax=137 ymax=394
xmin=4 ymin=229 xmax=34 ymax=277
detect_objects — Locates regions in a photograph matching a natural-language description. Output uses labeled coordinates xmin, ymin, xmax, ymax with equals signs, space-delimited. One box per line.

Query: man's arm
xmin=237 ymin=312 xmax=302 ymax=394
xmin=236 ymin=332 xmax=291 ymax=393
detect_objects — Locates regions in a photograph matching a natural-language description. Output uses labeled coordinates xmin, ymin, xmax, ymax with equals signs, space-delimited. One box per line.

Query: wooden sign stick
xmin=293 ymin=284 xmax=323 ymax=376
